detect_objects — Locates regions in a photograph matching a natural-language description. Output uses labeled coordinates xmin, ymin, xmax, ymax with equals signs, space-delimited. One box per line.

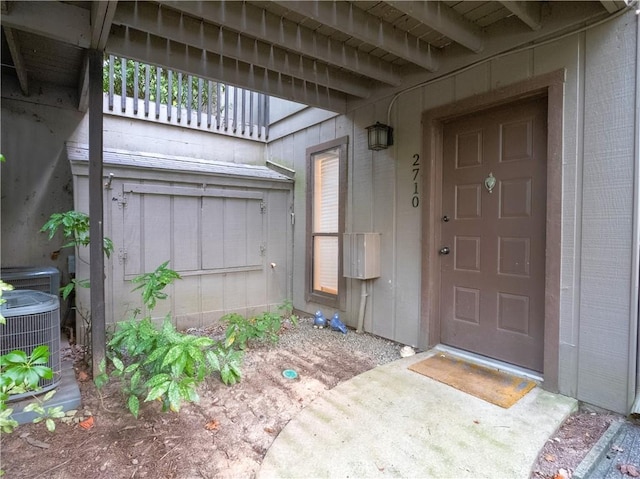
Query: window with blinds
xmin=313 ymin=150 xmax=339 ymax=294
xmin=306 ymin=137 xmax=348 ymax=309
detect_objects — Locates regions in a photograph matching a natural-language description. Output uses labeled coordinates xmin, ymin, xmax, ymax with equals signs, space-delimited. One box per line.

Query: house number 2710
xmin=412 ymin=154 xmax=420 ymax=208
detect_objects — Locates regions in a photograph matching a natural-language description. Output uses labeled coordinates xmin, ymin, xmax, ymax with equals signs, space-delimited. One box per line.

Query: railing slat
xmin=264 ymin=95 xmax=269 ymax=140
xmin=241 ymin=88 xmax=246 ymax=135
xmin=177 ymin=72 xmax=182 ymax=123
xmin=144 ymin=64 xmax=150 ymax=117
xmin=133 ymin=62 xmax=139 ymax=115
xmin=104 ymin=56 xmax=268 ymax=141
xmin=249 ymin=91 xmax=254 ymax=137
xmin=224 ymin=84 xmax=229 ymax=131
xmin=120 ymin=57 xmax=126 ymax=113
xmin=156 ymin=66 xmax=161 ymax=120
xmin=207 ymin=80 xmax=212 ymax=128
xmin=108 ymin=54 xmax=114 ymax=111
xmin=167 ymin=70 xmax=172 ymax=121
xmin=197 ymin=78 xmax=202 ymax=127
xmin=187 ymin=75 xmax=192 ymax=125
xmin=216 ymin=83 xmax=221 ymax=130
xmin=233 ymin=86 xmax=238 ymax=133
xmin=257 ymin=93 xmax=263 ymax=139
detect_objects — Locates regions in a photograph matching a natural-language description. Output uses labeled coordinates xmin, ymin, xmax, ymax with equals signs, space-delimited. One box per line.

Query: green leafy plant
xmin=221 ymin=301 xmax=297 ymax=350
xmin=0 ymin=280 xmax=14 ymax=325
xmin=278 ymin=299 xmax=299 ymax=327
xmin=41 ymin=211 xmax=114 ymax=347
xmin=40 ymin=211 xmax=114 ymax=257
xmin=0 ymin=346 xmax=60 ymax=434
xmin=131 ymin=260 xmax=181 ymax=310
xmin=95 ymin=262 xmax=243 ymax=418
xmin=22 ymin=390 xmax=65 ymax=432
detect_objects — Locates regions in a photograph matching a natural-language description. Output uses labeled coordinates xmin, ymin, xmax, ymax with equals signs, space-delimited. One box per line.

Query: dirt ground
xmin=0 ymin=320 xmax=625 ymax=479
xmin=530 ymin=406 xmax=622 ymax=479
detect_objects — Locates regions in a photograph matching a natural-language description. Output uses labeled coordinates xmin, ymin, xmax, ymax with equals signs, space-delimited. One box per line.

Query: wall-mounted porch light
xmin=366 ymin=122 xmax=393 ymax=151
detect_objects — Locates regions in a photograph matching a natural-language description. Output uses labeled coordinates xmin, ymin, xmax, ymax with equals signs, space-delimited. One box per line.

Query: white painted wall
xmin=70 ymin=109 xmax=266 ymax=166
xmin=267 ymin=11 xmax=638 ymax=413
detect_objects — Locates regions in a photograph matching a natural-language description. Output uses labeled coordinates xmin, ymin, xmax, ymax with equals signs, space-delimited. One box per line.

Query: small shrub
xmin=102 ymin=315 xmax=242 ymax=417
xmin=221 ymin=312 xmax=280 ymax=349
xmin=95 ymin=262 xmax=243 ymax=418
xmin=278 ymin=299 xmax=299 ymax=326
xmin=221 ymin=301 xmax=298 ymax=350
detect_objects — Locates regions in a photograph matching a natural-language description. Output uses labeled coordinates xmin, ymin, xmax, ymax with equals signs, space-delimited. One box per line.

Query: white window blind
xmin=312 ymin=148 xmax=339 ymax=294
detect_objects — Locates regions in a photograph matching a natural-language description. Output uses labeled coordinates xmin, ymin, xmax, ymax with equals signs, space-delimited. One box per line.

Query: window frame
xmin=305 ymin=136 xmax=348 ymax=310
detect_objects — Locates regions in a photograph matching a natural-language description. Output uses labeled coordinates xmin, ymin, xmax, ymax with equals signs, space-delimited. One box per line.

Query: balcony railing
xmin=104 ymin=55 xmax=269 ymax=140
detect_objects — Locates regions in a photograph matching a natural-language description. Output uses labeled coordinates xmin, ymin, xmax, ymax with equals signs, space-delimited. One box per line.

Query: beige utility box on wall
xmin=343 ymin=233 xmax=381 ymax=279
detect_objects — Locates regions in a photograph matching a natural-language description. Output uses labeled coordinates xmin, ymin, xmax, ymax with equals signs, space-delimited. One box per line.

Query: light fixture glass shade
xmin=366 ymin=122 xmax=393 ymax=151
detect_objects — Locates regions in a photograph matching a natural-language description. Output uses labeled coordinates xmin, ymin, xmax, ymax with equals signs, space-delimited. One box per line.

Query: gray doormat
xmin=575 ymin=421 xmax=640 ymax=478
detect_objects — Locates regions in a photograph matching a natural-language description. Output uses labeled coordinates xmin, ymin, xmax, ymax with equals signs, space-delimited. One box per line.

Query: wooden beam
xmin=599 ymin=0 xmax=628 ymax=13
xmin=79 ymin=2 xmax=117 ymax=111
xmin=160 ymin=1 xmax=401 ymax=86
xmin=499 ymin=1 xmax=542 ymax=31
xmin=1 ymin=1 xmax=91 ymax=48
xmin=3 ymin=27 xmax=29 ymax=96
xmin=88 ymin=49 xmax=106 ymax=380
xmin=272 ymin=1 xmax=440 ymax=71
xmin=113 ymin=2 xmax=371 ymax=99
xmin=78 ymin=54 xmax=90 ymax=112
xmin=387 ymin=1 xmax=485 ymax=54
xmin=106 ymin=25 xmax=348 ymax=113
xmin=91 ymin=1 xmax=118 ymax=50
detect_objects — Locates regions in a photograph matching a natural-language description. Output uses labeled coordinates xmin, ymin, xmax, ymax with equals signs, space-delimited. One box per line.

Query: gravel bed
xmin=187 ymin=315 xmax=411 ymax=366
xmin=276 ymin=315 xmax=408 ymax=366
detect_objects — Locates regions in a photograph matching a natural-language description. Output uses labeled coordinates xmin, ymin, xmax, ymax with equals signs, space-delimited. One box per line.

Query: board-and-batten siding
xmin=266 ymin=12 xmax=637 ymax=413
xmin=69 ymin=145 xmax=293 ymax=332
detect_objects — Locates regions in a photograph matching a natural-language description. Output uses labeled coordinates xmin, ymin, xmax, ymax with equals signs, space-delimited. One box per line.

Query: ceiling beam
xmin=272 ymin=1 xmax=440 ymax=71
xmin=1 ymin=1 xmax=91 ymax=47
xmin=3 ymin=27 xmax=29 ymax=96
xmin=78 ymin=55 xmax=90 ymax=112
xmin=78 ymin=1 xmax=118 ymax=111
xmin=499 ymin=1 xmax=542 ymax=31
xmin=91 ymin=1 xmax=118 ymax=50
xmin=599 ymin=0 xmax=628 ymax=13
xmin=159 ymin=1 xmax=402 ymax=86
xmin=112 ymin=2 xmax=372 ymax=99
xmin=387 ymin=1 xmax=485 ymax=54
xmin=106 ymin=26 xmax=348 ymax=114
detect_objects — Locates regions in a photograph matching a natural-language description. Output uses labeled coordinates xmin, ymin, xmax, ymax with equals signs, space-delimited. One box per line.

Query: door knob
xmin=439 ymin=246 xmax=450 ymax=255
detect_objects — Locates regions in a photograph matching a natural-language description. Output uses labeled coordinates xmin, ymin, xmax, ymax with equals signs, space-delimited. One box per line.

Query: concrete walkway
xmin=258 ymin=351 xmax=577 ymax=479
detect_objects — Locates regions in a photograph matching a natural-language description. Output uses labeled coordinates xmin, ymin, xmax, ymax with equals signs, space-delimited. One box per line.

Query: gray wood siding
xmin=71 ymin=150 xmax=293 ymax=332
xmin=267 ymin=11 xmax=638 ymax=413
xmin=578 ymin=15 xmax=637 ymax=413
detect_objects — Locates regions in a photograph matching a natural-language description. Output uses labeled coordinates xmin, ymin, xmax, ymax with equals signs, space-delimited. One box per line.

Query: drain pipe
xmin=356 ymin=279 xmax=368 ymax=333
xmin=630 ymin=5 xmax=640 ymax=416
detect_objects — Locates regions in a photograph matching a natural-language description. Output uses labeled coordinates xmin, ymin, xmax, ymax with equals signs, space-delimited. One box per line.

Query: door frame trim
xmin=420 ymin=69 xmax=565 ymax=391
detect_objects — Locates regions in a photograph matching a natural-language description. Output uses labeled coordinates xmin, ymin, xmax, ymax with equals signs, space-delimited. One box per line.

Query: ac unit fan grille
xmin=1 ymin=266 xmax=61 ymax=295
xmin=7 ymin=277 xmax=54 ymax=293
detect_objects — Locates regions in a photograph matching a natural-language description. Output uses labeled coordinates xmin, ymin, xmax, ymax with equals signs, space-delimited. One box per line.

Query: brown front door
xmin=440 ymin=96 xmax=547 ymax=372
